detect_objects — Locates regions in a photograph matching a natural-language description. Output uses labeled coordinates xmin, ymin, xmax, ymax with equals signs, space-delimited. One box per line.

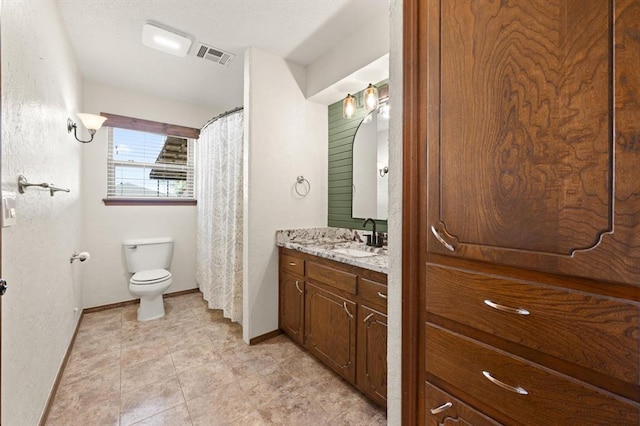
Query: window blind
xmin=107 ymin=127 xmax=195 ymax=199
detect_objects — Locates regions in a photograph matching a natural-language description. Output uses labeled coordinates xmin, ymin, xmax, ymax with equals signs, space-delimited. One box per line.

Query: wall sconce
xmin=342 ymin=83 xmax=380 ymax=119
xmin=67 ymin=113 xmax=107 ymax=144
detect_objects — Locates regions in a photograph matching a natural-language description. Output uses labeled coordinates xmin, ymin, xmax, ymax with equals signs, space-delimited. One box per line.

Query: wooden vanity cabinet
xmin=278 ymin=247 xmax=388 ymax=408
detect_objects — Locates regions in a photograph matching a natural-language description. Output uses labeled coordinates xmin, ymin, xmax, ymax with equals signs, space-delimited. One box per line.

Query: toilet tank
xmin=123 ymin=237 xmax=174 ymax=273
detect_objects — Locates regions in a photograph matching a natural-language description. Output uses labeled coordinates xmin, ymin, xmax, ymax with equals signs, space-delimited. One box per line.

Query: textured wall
xmin=387 ymin=0 xmax=403 ymax=423
xmin=243 ymin=47 xmax=328 ymax=342
xmin=81 ymin=81 xmax=215 ymax=308
xmin=1 ymin=0 xmax=84 ymax=423
xmin=327 ymin=82 xmax=388 ymax=232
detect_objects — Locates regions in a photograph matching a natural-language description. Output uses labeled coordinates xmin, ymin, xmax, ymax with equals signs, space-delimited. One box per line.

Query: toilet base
xmin=137 ymin=293 xmax=165 ymax=321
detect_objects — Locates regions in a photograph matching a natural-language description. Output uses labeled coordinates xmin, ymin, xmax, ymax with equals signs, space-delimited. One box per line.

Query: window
xmin=106 ymin=127 xmax=196 ymax=202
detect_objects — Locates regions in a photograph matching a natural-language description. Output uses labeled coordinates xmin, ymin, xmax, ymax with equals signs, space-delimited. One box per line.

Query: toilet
xmin=123 ymin=237 xmax=174 ymax=321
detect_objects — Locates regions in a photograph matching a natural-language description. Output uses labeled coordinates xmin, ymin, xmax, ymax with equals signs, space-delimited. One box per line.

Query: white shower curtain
xmin=196 ymin=110 xmax=244 ymax=323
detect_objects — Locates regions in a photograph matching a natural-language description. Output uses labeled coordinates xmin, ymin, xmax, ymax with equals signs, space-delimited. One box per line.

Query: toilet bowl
xmin=129 ymin=269 xmax=173 ymax=321
xmin=123 ymin=237 xmax=174 ymax=321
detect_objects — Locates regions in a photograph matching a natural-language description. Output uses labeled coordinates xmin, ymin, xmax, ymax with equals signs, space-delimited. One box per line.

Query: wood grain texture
xmin=425 ymin=382 xmax=501 ymax=426
xmin=100 ymin=113 xmax=200 ymax=139
xmin=426 ymin=324 xmax=640 ymax=425
xmin=279 ymin=272 xmax=305 ymax=345
xmin=307 ymin=261 xmax=357 ymax=295
xmin=357 ymin=305 xmax=388 ymax=408
xmin=304 ymin=282 xmax=357 ymax=382
xmin=425 ymin=263 xmax=640 ymax=385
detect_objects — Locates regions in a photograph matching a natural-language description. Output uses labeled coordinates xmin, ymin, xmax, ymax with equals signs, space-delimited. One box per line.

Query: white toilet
xmin=123 ymin=237 xmax=174 ymax=321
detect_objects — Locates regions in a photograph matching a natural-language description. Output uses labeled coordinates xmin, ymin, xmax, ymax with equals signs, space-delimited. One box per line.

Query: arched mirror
xmin=352 ymin=103 xmax=389 ymax=220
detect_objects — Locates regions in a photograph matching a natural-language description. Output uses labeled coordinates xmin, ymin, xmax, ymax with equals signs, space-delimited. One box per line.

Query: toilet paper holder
xmin=70 ymin=251 xmax=90 ymax=263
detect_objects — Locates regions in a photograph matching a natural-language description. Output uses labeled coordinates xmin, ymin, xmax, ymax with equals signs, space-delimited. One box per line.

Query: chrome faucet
xmin=362 ymin=218 xmax=382 ymax=247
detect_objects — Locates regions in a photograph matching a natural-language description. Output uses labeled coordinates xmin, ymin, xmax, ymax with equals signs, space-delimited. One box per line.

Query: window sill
xmin=103 ymin=198 xmax=197 ymax=206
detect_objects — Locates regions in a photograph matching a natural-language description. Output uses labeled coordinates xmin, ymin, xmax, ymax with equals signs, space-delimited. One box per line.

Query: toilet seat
xmin=131 ymin=269 xmax=172 ymax=285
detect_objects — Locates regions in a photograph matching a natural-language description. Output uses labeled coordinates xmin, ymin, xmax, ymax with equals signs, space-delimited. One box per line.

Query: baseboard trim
xmin=83 ymin=288 xmax=200 ymax=314
xmin=249 ymin=329 xmax=282 ymax=345
xmin=39 ymin=310 xmax=84 ymax=426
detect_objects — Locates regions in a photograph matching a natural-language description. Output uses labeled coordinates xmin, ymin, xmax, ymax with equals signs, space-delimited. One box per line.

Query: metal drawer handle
xmin=429 ymin=402 xmax=453 ymax=415
xmin=363 ymin=313 xmax=375 ymax=323
xmin=343 ymin=302 xmax=354 ymax=318
xmin=288 ymin=262 xmax=297 ymax=266
xmin=295 ymin=280 xmax=302 ymax=294
xmin=484 ymin=299 xmax=530 ymax=316
xmin=431 ymin=226 xmax=455 ymax=251
xmin=377 ymin=292 xmax=387 ymax=299
xmin=482 ymin=371 xmax=528 ymax=395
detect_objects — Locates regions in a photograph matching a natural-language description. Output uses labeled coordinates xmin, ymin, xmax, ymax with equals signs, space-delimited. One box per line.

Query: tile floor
xmin=46 ymin=292 xmax=387 ymax=425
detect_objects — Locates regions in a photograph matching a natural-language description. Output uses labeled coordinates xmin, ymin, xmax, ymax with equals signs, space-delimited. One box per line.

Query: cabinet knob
xmin=429 ymin=401 xmax=453 ymax=415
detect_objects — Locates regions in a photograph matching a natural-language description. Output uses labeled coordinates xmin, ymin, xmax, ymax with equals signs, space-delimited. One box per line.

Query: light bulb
xmin=363 ymin=84 xmax=379 ymax=111
xmin=343 ymin=94 xmax=356 ymax=119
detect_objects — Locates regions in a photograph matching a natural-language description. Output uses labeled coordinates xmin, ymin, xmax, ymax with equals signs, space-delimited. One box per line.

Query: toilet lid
xmin=131 ymin=269 xmax=171 ymax=284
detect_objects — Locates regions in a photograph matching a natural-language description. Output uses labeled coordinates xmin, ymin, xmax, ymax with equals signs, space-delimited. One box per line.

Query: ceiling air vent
xmin=193 ymin=43 xmax=235 ymax=66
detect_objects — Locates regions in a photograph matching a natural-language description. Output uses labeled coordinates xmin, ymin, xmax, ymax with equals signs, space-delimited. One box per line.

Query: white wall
xmin=243 ymin=47 xmax=328 ymax=342
xmin=81 ymin=81 xmax=216 ymax=308
xmin=387 ymin=0 xmax=403 ymax=423
xmin=1 ymin=0 xmax=83 ymax=423
xmin=306 ymin=11 xmax=390 ymax=101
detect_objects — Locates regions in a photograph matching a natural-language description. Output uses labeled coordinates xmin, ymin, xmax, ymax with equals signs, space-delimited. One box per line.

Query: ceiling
xmin=56 ymin=0 xmax=390 ymax=111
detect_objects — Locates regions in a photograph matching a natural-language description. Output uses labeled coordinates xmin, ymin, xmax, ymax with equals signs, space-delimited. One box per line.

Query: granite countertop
xmin=276 ymin=228 xmax=388 ymax=274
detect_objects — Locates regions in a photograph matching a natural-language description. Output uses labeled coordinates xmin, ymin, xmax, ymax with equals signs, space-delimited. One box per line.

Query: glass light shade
xmin=363 ymin=84 xmax=379 ymax=111
xmin=343 ymin=94 xmax=357 ymax=119
xmin=77 ymin=113 xmax=108 ymax=131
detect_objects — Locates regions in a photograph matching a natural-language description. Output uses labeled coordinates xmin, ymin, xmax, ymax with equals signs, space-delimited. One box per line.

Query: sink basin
xmin=331 ymin=247 xmax=379 ymax=258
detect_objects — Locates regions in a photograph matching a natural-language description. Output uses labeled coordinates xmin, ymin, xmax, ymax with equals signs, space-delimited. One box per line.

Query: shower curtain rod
xmin=201 ymin=106 xmax=244 ymax=133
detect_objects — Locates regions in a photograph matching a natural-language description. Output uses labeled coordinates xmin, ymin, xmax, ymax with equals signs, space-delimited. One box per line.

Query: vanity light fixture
xmin=342 ymin=83 xmax=380 ymax=119
xmin=67 ymin=113 xmax=107 ymax=144
xmin=142 ymin=22 xmax=192 ymax=57
xmin=343 ymin=94 xmax=357 ymax=119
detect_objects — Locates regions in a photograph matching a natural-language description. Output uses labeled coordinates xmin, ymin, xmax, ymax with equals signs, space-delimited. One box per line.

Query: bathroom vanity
xmin=276 ymin=229 xmax=388 ymax=408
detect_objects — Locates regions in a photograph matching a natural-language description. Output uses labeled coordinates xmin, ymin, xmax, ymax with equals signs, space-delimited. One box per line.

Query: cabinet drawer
xmin=426 ymin=324 xmax=639 ymax=425
xmin=307 ymin=261 xmax=357 ymax=295
xmin=426 ymin=264 xmax=640 ymax=384
xmin=425 ymin=382 xmax=499 ymax=426
xmin=281 ymin=254 xmax=304 ymax=276
xmin=359 ymin=278 xmax=387 ymax=312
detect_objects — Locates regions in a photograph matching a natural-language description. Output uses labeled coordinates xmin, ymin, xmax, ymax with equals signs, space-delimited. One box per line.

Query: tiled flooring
xmin=46 ymin=292 xmax=387 ymax=425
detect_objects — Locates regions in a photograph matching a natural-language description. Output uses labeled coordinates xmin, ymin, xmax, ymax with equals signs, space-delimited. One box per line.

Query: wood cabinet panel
xmin=426 ymin=323 xmax=640 ymax=425
xmin=305 ymin=282 xmax=357 ymax=382
xmin=425 ymin=382 xmax=500 ymax=426
xmin=307 ymin=261 xmax=357 ymax=295
xmin=426 ymin=263 xmax=640 ymax=384
xmin=281 ymin=254 xmax=304 ymax=276
xmin=279 ymin=272 xmax=304 ymax=345
xmin=357 ymin=305 xmax=387 ymax=407
xmin=426 ymin=0 xmax=640 ymax=286
xmin=358 ymin=278 xmax=388 ymax=313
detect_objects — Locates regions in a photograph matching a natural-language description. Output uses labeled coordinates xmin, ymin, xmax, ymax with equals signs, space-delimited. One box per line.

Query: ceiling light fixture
xmin=142 ymin=22 xmax=192 ymax=57
xmin=67 ymin=113 xmax=107 ymax=144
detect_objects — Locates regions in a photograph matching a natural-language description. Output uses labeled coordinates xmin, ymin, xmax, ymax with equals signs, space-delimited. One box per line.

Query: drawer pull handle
xmin=482 ymin=371 xmax=528 ymax=395
xmin=343 ymin=302 xmax=354 ymax=318
xmin=484 ymin=299 xmax=530 ymax=316
xmin=377 ymin=292 xmax=387 ymax=299
xmin=429 ymin=402 xmax=453 ymax=415
xmin=431 ymin=226 xmax=455 ymax=251
xmin=295 ymin=280 xmax=303 ymax=294
xmin=288 ymin=262 xmax=297 ymax=266
xmin=363 ymin=313 xmax=375 ymax=323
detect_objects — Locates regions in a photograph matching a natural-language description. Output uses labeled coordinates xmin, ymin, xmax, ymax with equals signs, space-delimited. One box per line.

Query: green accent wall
xmin=327 ymin=81 xmax=388 ymax=232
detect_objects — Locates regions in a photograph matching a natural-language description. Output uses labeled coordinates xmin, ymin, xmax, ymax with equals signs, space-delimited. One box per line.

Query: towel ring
xmin=295 ymin=175 xmax=311 ymax=196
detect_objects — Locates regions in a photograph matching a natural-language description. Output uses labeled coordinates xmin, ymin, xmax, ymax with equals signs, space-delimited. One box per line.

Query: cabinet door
xmin=279 ymin=272 xmax=305 ymax=345
xmin=425 ymin=383 xmax=500 ymax=426
xmin=357 ymin=305 xmax=387 ymax=408
xmin=425 ymin=0 xmax=640 ymax=286
xmin=305 ymin=282 xmax=357 ymax=382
